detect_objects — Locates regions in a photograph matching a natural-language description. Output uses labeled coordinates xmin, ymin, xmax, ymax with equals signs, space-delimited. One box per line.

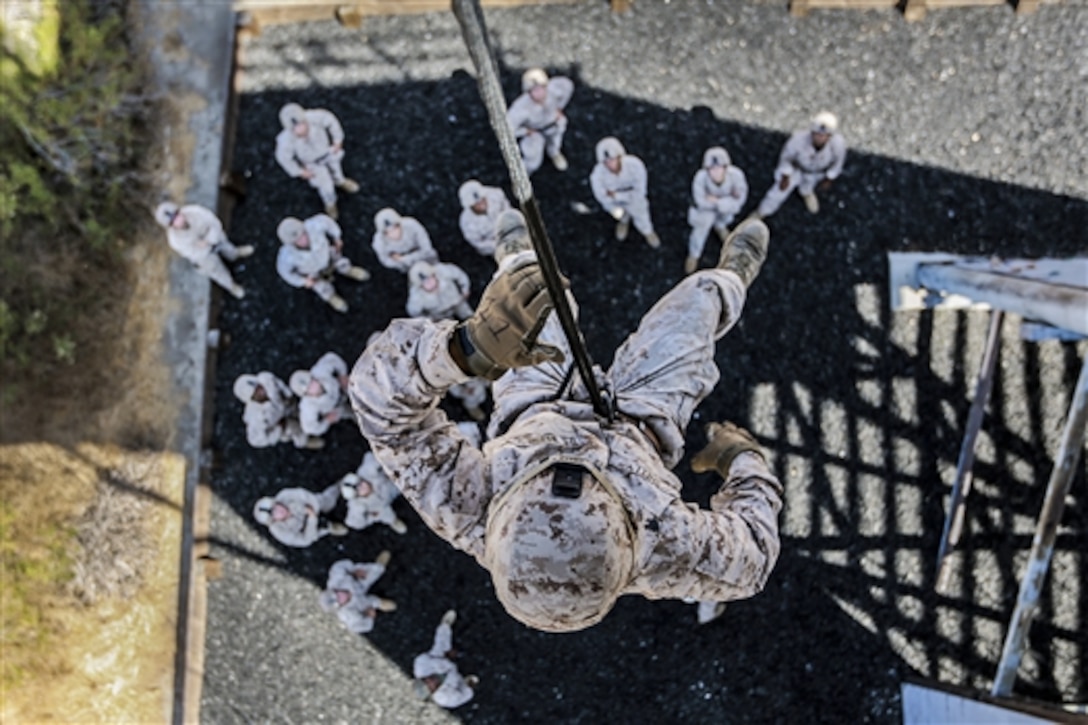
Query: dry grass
xmin=0 ymin=443 xmax=184 ymax=723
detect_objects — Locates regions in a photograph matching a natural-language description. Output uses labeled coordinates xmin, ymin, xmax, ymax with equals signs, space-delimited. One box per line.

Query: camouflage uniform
xmin=319 ymin=558 xmax=389 ymax=634
xmin=507 ymin=69 xmax=573 ymax=175
xmin=339 ymin=452 xmax=405 ymax=533
xmin=253 ymin=484 xmax=342 ymax=548
xmin=350 ymin=253 xmax=783 ymax=630
xmin=687 ymin=147 xmax=748 ymax=263
xmin=589 ymin=137 xmax=657 ymax=244
xmin=406 ymin=260 xmax=473 ymax=321
xmin=276 ymin=214 xmax=364 ymax=304
xmin=412 ymin=612 xmax=475 ymax=709
xmin=372 ymin=208 xmax=439 ymax=273
xmin=156 ymin=203 xmax=250 ymax=295
xmin=233 ymin=372 xmax=308 ymax=449
xmin=458 ymin=180 xmax=512 ymax=256
xmin=291 ymin=352 xmax=352 ymax=437
xmin=756 ymin=113 xmax=847 ymax=218
xmin=274 ymin=103 xmax=356 ymax=212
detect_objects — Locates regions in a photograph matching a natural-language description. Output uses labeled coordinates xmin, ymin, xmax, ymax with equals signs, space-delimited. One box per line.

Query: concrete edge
xmin=132 ymin=2 xmax=236 ymax=723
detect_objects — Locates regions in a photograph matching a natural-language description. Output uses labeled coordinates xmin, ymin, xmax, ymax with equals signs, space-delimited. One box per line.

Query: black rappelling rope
xmin=451 ymin=0 xmax=611 ymax=421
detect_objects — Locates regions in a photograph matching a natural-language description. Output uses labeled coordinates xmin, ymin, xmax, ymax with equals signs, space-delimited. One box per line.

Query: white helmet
xmin=253 ymin=497 xmax=276 ymax=526
xmin=702 ymin=146 xmax=731 ymax=169
xmin=279 ymin=102 xmax=305 ymax=130
xmin=595 ymin=137 xmax=626 ymax=164
xmin=154 ymin=202 xmax=179 ymax=228
xmin=318 ymin=589 xmax=341 ymax=612
xmin=458 ymin=179 xmax=485 ymax=209
xmin=810 ymin=111 xmax=838 ymax=134
xmin=408 ymin=260 xmax=437 ymax=288
xmin=233 ymin=374 xmax=260 ymax=402
xmin=289 ymin=370 xmax=313 ymax=397
xmin=374 ymin=207 xmax=402 ymax=232
xmin=277 ymin=217 xmax=305 ymax=245
xmin=521 ymin=67 xmax=549 ymax=92
xmin=484 ymin=459 xmax=634 ymax=633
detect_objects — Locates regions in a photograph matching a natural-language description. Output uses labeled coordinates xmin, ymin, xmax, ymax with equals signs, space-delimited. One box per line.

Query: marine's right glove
xmin=449 ymin=257 xmax=566 ymax=380
xmin=690 ymin=422 xmax=766 ymax=478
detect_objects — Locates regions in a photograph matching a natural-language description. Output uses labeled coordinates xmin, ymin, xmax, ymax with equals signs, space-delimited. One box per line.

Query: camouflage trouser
xmin=757 ymin=167 xmax=824 ymax=217
xmin=687 ymin=207 xmax=736 ymax=260
xmin=601 ymin=194 xmax=654 ymax=236
xmin=305 ymin=148 xmax=347 ymax=206
xmin=518 ymin=116 xmax=567 ymax=175
xmin=491 ymin=269 xmax=747 ymax=469
xmin=194 ymin=241 xmax=243 ymax=291
xmin=310 ymin=255 xmax=352 ymax=301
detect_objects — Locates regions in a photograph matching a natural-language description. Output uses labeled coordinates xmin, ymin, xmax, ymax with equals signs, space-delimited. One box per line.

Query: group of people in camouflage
xmin=154 ymin=65 xmax=848 ymax=709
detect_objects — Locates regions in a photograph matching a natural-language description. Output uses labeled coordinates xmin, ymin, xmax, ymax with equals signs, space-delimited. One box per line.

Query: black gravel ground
xmin=202 ymin=3 xmax=1087 ymax=723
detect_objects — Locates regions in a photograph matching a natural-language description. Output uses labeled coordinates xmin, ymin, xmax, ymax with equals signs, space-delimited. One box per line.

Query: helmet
xmin=154 ymin=202 xmax=179 ymax=228
xmin=595 ymin=137 xmax=626 ymax=164
xmin=289 ymin=370 xmax=312 ymax=397
xmin=233 ymin=374 xmax=260 ymax=402
xmin=277 ymin=217 xmax=305 ymax=245
xmin=493 ymin=209 xmax=532 ymax=263
xmin=484 ymin=459 xmax=634 ymax=633
xmin=458 ymin=179 xmax=484 ymax=209
xmin=702 ymin=146 xmax=730 ymax=169
xmin=318 ymin=589 xmax=340 ymax=613
xmin=521 ymin=67 xmax=549 ymax=92
xmin=339 ymin=473 xmax=360 ymax=500
xmin=253 ymin=497 xmax=275 ymax=526
xmin=279 ymin=102 xmax=305 ymax=130
xmin=408 ymin=260 xmax=437 ymax=287
xmin=810 ymin=111 xmax=838 ymax=134
xmin=374 ymin=207 xmax=402 ymax=232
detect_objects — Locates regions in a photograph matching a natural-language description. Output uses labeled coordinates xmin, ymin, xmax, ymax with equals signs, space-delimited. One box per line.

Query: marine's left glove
xmin=449 ymin=256 xmax=566 ymax=380
xmin=690 ymin=422 xmax=766 ymax=479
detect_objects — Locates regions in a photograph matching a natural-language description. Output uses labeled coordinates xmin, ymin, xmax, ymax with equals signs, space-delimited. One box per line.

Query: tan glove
xmin=690 ymin=422 xmax=765 ymax=478
xmin=449 ymin=258 xmax=567 ymax=380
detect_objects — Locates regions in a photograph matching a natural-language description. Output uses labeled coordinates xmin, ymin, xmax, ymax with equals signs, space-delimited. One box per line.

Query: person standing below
xmin=412 ymin=610 xmax=478 ymax=709
xmin=276 ymin=213 xmax=370 ymax=313
xmin=458 ymin=179 xmax=511 ymax=257
xmin=589 ymin=137 xmax=660 ymax=249
xmin=252 ymin=484 xmax=346 ymax=547
xmin=507 ymin=67 xmax=573 ymax=175
xmin=154 ymin=202 xmax=253 ymax=299
xmin=406 ymin=260 xmax=473 ymax=322
xmin=233 ymin=371 xmax=322 ymax=450
xmin=349 ymin=210 xmax=782 ymax=633
xmin=319 ymin=552 xmax=397 ymax=635
xmin=291 ymin=352 xmax=353 ymax=439
xmin=339 ymin=451 xmax=408 ymax=534
xmin=274 ymin=102 xmax=360 ymax=219
xmin=753 ymin=111 xmax=846 ymax=219
xmin=371 ymin=207 xmax=439 ymax=273
xmin=685 ymin=146 xmax=748 ymax=275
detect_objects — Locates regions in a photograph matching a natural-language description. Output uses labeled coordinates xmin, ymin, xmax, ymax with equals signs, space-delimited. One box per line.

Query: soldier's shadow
xmin=207 ymin=49 xmax=1088 ymax=723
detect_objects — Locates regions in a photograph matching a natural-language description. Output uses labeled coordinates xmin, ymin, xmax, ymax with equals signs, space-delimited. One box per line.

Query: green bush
xmin=0 ymin=0 xmax=151 ymax=381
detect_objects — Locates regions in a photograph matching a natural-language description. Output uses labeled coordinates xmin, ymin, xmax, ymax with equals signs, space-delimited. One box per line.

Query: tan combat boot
xmin=327 ymin=294 xmax=348 ymax=313
xmin=237 ymin=245 xmax=255 ymax=258
xmin=644 ymin=232 xmax=661 ymax=249
xmin=615 ymin=217 xmax=630 ymax=242
xmin=684 ymin=255 xmax=698 ymax=275
xmin=801 ymin=193 xmax=819 ymax=214
xmin=718 ymin=219 xmax=770 ymax=288
xmin=375 ymin=550 xmax=392 ymax=567
xmin=325 ymin=203 xmax=339 ymax=220
xmin=549 ymin=152 xmax=568 ymax=171
xmin=338 ymin=178 xmax=360 ymax=193
xmin=229 ymin=283 xmax=245 ymax=300
xmin=344 ymin=266 xmax=370 ymax=281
